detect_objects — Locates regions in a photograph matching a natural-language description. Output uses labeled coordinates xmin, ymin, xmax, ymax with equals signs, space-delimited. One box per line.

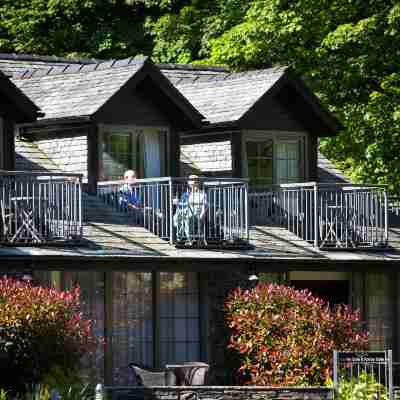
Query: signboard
xmin=337 ymin=351 xmax=386 ymax=364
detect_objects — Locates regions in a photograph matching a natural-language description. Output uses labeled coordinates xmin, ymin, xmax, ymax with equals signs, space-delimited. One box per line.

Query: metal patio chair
xmin=128 ymin=363 xmax=176 ymax=386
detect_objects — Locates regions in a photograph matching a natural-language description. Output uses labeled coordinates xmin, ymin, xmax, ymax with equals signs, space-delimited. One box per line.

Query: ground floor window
xmin=352 ymin=272 xmax=395 ymax=351
xmin=33 ymin=270 xmax=200 ymax=384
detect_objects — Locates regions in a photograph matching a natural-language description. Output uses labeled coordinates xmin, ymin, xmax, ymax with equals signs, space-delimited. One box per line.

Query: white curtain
xmin=144 ymin=130 xmax=161 ymax=178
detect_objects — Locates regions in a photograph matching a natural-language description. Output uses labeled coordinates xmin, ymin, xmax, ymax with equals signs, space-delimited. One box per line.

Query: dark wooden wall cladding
xmin=94 ymin=81 xmax=170 ymax=126
xmin=308 ymin=134 xmax=318 ymax=181
xmin=239 ymin=94 xmax=306 ymax=132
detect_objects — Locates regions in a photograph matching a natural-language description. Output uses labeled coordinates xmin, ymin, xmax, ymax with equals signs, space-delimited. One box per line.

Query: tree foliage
xmin=204 ymin=0 xmax=400 ymax=192
xmin=1 ymin=0 xmax=399 ymax=191
xmin=0 ymin=0 xmax=153 ymax=59
xmin=148 ymin=0 xmax=400 ymax=193
xmin=0 ymin=278 xmax=95 ymax=394
xmin=225 ymin=283 xmax=368 ymax=386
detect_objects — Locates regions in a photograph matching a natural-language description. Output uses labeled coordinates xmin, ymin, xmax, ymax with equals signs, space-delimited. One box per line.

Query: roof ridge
xmin=0 ymin=52 xmax=101 ymax=65
xmin=157 ymin=63 xmax=228 ymax=73
xmin=175 ymin=65 xmax=287 ymax=87
xmin=12 ymin=55 xmax=149 ymax=80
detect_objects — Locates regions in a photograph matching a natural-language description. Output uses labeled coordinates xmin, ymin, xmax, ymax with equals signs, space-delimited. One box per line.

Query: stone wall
xmin=102 ymin=386 xmax=333 ymax=400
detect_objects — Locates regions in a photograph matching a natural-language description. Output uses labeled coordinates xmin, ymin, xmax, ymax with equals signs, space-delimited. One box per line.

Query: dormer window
xmin=99 ymin=125 xmax=167 ymax=181
xmin=243 ymin=131 xmax=305 ymax=185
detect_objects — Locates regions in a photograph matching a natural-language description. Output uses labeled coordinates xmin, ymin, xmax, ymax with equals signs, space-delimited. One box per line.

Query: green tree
xmin=0 ymin=0 xmax=153 ymax=59
xmin=205 ymin=0 xmax=400 ymax=192
xmin=148 ymin=0 xmax=400 ymax=192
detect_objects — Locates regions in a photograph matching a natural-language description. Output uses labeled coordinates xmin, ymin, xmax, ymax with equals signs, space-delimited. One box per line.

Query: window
xmin=246 ymin=139 xmax=274 ymax=185
xmin=36 ymin=271 xmax=201 ymax=384
xmin=244 ymin=132 xmax=305 ymax=185
xmin=99 ymin=126 xmax=167 ymax=181
xmin=111 ymin=272 xmax=200 ymax=383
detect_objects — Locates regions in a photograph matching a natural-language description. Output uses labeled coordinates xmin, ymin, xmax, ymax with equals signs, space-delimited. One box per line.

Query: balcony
xmin=98 ymin=177 xmax=249 ymax=249
xmin=0 ymin=171 xmax=83 ymax=244
xmin=249 ymin=182 xmax=388 ymax=249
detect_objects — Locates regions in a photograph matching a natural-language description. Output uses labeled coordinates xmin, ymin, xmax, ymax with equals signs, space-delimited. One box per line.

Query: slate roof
xmin=12 ymin=57 xmax=146 ymax=121
xmin=174 ymin=67 xmax=287 ymax=124
xmin=15 ymin=138 xmax=62 ymax=172
xmin=0 ymin=54 xmax=288 ymax=125
xmin=317 ymin=152 xmax=349 ymax=183
xmin=0 ymin=53 xmax=100 ymax=79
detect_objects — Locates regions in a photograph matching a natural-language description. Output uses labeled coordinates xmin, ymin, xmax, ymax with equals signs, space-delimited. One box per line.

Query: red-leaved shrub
xmin=225 ymin=283 xmax=368 ymax=386
xmin=0 ymin=277 xmax=95 ymax=393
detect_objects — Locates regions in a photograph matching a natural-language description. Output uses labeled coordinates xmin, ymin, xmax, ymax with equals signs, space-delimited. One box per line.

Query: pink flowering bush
xmin=225 ymin=283 xmax=368 ymax=386
xmin=0 ymin=277 xmax=95 ymax=393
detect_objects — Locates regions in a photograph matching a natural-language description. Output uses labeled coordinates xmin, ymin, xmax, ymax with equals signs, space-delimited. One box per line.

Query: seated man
xmin=119 ymin=170 xmax=142 ymax=223
xmin=173 ymin=175 xmax=208 ymax=246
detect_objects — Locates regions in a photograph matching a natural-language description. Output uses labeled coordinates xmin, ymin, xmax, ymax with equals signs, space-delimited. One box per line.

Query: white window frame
xmin=98 ymin=124 xmax=169 ymax=181
xmin=242 ymin=130 xmax=308 ymax=184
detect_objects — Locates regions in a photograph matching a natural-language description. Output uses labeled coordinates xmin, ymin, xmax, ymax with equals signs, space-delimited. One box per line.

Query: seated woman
xmin=173 ymin=175 xmax=208 ymax=246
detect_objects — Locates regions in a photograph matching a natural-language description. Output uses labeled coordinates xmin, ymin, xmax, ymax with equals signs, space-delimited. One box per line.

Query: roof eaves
xmin=18 ymin=115 xmax=92 ymax=129
xmin=286 ymin=75 xmax=342 ymax=135
xmin=237 ymin=69 xmax=287 ymax=125
xmin=0 ymin=70 xmax=41 ymax=122
xmin=91 ymin=58 xmax=149 ymax=118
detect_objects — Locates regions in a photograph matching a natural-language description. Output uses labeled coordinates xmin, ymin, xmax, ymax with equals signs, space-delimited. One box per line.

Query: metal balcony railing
xmin=249 ymin=182 xmax=388 ymax=249
xmin=0 ymin=171 xmax=83 ymax=244
xmin=98 ymin=177 xmax=249 ymax=248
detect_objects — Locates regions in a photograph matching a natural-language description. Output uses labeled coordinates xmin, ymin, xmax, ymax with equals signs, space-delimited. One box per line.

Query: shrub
xmin=335 ymin=372 xmax=388 ymax=400
xmin=0 ymin=277 xmax=95 ymax=394
xmin=225 ymin=283 xmax=368 ymax=386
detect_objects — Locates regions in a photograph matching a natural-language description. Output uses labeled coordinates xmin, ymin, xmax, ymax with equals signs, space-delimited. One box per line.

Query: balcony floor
xmin=1 ymin=194 xmax=400 ymax=268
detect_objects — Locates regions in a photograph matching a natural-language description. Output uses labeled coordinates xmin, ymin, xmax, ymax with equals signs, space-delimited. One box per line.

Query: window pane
xmin=102 ymin=132 xmax=132 ymax=180
xmin=159 ymin=272 xmax=200 ymax=366
xmin=287 ymin=142 xmax=299 ymax=160
xmin=246 ymin=141 xmax=258 ymax=157
xmin=260 ymin=139 xmax=273 ymax=157
xmin=276 ymin=159 xmax=288 ymax=183
xmin=365 ymin=273 xmax=393 ymax=350
xmin=276 ymin=143 xmax=287 ymax=158
xmin=51 ymin=272 xmax=105 ymax=383
xmin=259 ymin=159 xmax=273 ymax=180
xmin=112 ymin=272 xmax=153 ymax=383
xmin=248 ymin=159 xmax=258 ymax=180
xmin=288 ymin=160 xmax=299 ymax=180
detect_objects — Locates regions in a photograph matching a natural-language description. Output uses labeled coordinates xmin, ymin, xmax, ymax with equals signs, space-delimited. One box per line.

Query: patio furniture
xmin=0 ymin=199 xmax=13 ymax=239
xmin=166 ymin=362 xmax=209 ymax=386
xmin=128 ymin=363 xmax=176 ymax=386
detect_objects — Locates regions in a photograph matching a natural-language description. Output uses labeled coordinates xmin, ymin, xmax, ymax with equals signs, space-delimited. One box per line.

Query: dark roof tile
xmin=13 ymin=62 xmax=145 ymax=120
xmin=174 ymin=67 xmax=286 ymax=123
